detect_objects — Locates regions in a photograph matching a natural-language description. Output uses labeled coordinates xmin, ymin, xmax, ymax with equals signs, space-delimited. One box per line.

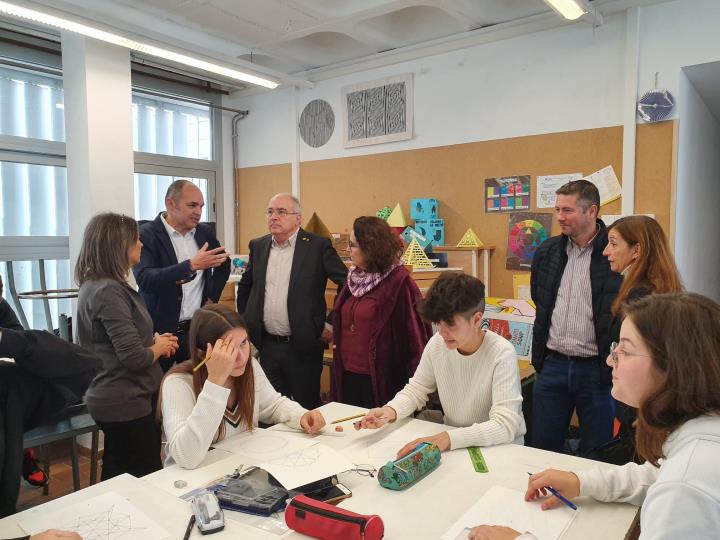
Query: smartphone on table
xmin=304 ymin=483 xmax=352 ymax=505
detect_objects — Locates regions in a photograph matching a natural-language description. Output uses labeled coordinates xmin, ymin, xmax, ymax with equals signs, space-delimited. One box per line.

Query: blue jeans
xmin=531 ymin=352 xmax=614 ymax=455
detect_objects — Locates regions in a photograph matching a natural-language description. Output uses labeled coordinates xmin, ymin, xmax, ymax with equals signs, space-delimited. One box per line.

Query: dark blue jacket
xmin=133 ymin=213 xmax=231 ymax=334
xmin=530 ymin=219 xmax=621 ymax=379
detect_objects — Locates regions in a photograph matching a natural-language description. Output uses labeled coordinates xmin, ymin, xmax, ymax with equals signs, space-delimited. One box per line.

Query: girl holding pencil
xmin=159 ymin=304 xmax=326 ymax=469
xmin=468 ymin=293 xmax=720 ymax=540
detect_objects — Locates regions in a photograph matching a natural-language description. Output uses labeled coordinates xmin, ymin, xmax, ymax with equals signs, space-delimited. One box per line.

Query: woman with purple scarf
xmin=331 ymin=216 xmax=431 ymax=408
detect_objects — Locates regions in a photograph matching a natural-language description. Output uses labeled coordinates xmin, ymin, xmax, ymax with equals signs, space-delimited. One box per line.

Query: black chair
xmin=22 ymin=403 xmax=99 ymax=495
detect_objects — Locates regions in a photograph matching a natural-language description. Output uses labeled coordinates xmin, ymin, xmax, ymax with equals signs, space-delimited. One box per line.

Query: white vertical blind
xmin=1 ymin=67 xmax=215 ymax=331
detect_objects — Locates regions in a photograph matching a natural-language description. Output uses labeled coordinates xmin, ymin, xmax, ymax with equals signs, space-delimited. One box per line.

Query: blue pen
xmin=527 ymin=472 xmax=577 ymax=511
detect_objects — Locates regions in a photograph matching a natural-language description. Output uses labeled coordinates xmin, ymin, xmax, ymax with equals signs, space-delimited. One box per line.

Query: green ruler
xmin=467 ymin=446 xmax=488 ymax=473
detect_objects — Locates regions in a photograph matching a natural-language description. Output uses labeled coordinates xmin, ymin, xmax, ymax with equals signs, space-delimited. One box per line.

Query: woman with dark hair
xmin=331 ymin=216 xmax=431 ymax=408
xmin=468 ymin=293 xmax=720 ymax=540
xmin=160 ymin=304 xmax=326 ymax=469
xmin=597 ymin=215 xmax=682 ymax=464
xmin=76 ymin=212 xmax=178 ymax=480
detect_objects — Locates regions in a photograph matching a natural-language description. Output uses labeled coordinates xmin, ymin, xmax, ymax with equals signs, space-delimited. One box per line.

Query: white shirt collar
xmin=272 ymin=228 xmax=299 ymax=248
xmin=161 ymin=212 xmax=195 ymax=238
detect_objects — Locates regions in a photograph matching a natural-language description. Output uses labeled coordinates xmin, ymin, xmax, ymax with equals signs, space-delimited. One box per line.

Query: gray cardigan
xmin=77 ymin=278 xmax=162 ymax=423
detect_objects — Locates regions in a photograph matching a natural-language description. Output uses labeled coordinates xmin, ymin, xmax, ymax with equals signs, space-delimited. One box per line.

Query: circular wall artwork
xmin=508 ymin=219 xmax=549 ymax=260
xmin=299 ymin=99 xmax=334 ymax=148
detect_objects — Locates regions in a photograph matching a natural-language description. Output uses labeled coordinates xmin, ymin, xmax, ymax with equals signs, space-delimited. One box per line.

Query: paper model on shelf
xmin=230 ymin=254 xmax=248 ymax=277
xmin=456 ymin=228 xmax=483 ymax=248
xmin=376 ymin=206 xmax=392 ymax=221
xmin=415 ymin=218 xmax=444 ymax=246
xmin=401 ymin=238 xmax=434 ymax=269
xmin=304 ymin=212 xmax=332 ymax=240
xmin=401 ymin=226 xmax=430 ymax=248
xmin=386 ymin=203 xmax=407 ymax=228
xmin=410 ymin=198 xmax=439 ymax=220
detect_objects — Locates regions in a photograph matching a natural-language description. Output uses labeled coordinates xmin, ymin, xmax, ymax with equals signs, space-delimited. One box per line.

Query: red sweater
xmin=331 ymin=266 xmax=431 ymax=407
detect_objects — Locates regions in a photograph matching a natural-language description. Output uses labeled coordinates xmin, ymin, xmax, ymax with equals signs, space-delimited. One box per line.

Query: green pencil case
xmin=377 ymin=441 xmax=441 ymax=490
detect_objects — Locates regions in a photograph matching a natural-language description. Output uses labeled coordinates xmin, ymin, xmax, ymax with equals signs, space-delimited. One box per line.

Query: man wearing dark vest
xmin=237 ymin=193 xmax=347 ymax=409
xmin=530 ymin=180 xmax=621 ymax=455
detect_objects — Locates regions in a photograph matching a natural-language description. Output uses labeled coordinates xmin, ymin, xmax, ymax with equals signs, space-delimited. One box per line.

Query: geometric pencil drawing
xmin=268 ymin=446 xmax=320 ymax=468
xmin=65 ymin=506 xmax=145 ymax=540
xmin=298 ymin=99 xmax=334 ymax=148
xmin=234 ymin=434 xmax=289 ymax=455
xmin=343 ymin=73 xmax=413 ymax=148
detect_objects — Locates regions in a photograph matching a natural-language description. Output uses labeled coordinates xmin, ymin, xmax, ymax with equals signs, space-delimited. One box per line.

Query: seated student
xmin=356 ymin=273 xmax=526 ymax=457
xmin=468 ymin=292 xmax=720 ymax=540
xmin=160 ymin=304 xmax=327 ymax=469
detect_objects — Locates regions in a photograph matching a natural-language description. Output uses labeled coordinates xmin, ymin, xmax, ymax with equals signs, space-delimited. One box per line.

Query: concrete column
xmin=61 ymin=33 xmax=135 ymax=268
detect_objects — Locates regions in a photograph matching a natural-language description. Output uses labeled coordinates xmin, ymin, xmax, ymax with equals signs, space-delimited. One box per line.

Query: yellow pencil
xmin=193 ymin=354 xmax=210 ymax=372
xmin=330 ymin=412 xmax=366 ymax=424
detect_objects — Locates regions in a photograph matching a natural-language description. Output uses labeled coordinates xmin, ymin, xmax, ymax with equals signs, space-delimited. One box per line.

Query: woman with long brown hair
xmin=468 ymin=293 xmax=720 ymax=540
xmin=598 ymin=215 xmax=682 ymax=464
xmin=160 ymin=304 xmax=326 ymax=469
xmin=76 ymin=212 xmax=178 ymax=480
xmin=331 ymin=216 xmax=431 ymax=408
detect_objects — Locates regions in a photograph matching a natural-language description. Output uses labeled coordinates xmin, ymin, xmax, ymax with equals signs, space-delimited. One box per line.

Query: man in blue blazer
xmin=237 ymin=193 xmax=347 ymax=408
xmin=134 ymin=180 xmax=230 ymax=371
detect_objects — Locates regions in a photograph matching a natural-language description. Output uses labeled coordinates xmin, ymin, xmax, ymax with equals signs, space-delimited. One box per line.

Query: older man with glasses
xmin=236 ymin=193 xmax=347 ymax=408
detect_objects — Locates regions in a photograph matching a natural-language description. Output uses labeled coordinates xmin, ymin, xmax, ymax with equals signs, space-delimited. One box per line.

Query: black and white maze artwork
xmin=63 ymin=506 xmax=147 ymax=540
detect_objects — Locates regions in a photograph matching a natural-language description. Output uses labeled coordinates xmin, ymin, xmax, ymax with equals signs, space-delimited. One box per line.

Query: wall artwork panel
xmin=342 ymin=73 xmax=413 ymax=148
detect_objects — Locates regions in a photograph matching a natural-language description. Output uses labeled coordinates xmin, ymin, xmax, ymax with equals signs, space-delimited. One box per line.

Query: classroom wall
xmin=224 ymin=0 xmax=720 ymax=298
xmin=675 ymin=73 xmax=720 ymax=302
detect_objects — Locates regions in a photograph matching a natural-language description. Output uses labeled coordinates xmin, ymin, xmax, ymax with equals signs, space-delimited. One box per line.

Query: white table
xmin=0 ymin=403 xmax=638 ymax=540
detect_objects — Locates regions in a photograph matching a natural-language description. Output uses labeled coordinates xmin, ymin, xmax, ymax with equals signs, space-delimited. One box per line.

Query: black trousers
xmin=341 ymin=372 xmax=376 ymax=409
xmin=259 ymin=338 xmax=323 ymax=410
xmin=98 ymin=412 xmax=161 ymax=481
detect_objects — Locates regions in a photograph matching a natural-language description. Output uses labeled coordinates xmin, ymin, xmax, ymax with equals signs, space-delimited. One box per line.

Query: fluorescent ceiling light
xmin=543 ymin=0 xmax=589 ymax=21
xmin=0 ymin=1 xmax=279 ymax=89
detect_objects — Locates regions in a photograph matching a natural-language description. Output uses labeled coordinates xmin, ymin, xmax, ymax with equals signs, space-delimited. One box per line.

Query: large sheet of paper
xmin=19 ymin=491 xmax=170 ymax=540
xmin=441 ymin=485 xmax=577 ymax=540
xmin=536 ymin=173 xmax=582 ymax=208
xmin=260 ymin=442 xmax=355 ymax=490
xmin=584 ymin=165 xmax=621 ymax=206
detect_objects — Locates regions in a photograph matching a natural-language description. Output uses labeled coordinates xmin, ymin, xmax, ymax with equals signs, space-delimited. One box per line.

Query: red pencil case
xmin=285 ymin=495 xmax=384 ymax=540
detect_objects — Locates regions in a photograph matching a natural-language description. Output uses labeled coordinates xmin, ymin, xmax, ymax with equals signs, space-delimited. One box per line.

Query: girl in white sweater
xmin=469 ymin=293 xmax=720 ymax=540
xmin=160 ymin=304 xmax=326 ymax=469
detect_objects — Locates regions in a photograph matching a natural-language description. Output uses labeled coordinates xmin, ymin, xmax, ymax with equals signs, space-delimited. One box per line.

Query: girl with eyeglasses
xmin=468 ymin=293 xmax=720 ymax=540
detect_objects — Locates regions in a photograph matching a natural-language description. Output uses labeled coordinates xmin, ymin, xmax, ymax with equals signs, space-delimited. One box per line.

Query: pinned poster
xmin=512 ymin=274 xmax=531 ymax=301
xmin=506 ymin=213 xmax=552 ymax=271
xmin=536 ymin=173 xmax=582 ymax=208
xmin=485 ymin=176 xmax=531 ymax=213
xmin=584 ymin=165 xmax=621 ymax=206
xmin=600 ymin=213 xmax=655 ymax=227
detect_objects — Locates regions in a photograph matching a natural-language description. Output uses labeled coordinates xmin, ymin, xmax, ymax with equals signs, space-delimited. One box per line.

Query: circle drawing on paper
xmin=234 ymin=434 xmax=289 ymax=455
xmin=508 ymin=219 xmax=548 ymax=260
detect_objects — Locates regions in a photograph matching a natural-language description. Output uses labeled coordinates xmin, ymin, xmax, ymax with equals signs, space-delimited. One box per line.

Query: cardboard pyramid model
xmin=456 ymin=228 xmax=483 ymax=248
xmin=304 ymin=212 xmax=332 ymax=241
xmin=386 ymin=203 xmax=407 ymax=228
xmin=401 ymin=238 xmax=434 ymax=269
xmin=376 ymin=206 xmax=392 ymax=221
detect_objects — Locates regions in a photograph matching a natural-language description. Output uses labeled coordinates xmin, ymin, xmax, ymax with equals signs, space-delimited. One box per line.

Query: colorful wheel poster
xmin=506 ymin=212 xmax=552 ymax=270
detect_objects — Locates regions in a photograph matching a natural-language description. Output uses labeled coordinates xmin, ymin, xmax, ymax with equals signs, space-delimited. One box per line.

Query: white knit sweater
xmin=161 ymin=358 xmax=306 ymax=469
xmin=386 ymin=330 xmax=526 ymax=449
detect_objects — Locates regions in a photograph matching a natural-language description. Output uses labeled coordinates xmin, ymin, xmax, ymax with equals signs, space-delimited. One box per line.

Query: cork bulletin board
xmin=236 ymin=122 xmax=675 ymax=298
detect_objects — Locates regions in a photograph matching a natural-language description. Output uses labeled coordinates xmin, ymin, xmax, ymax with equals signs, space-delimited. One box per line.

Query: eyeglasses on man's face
xmin=609 ymin=341 xmax=651 ymax=367
xmin=266 ymin=208 xmax=298 ymax=217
